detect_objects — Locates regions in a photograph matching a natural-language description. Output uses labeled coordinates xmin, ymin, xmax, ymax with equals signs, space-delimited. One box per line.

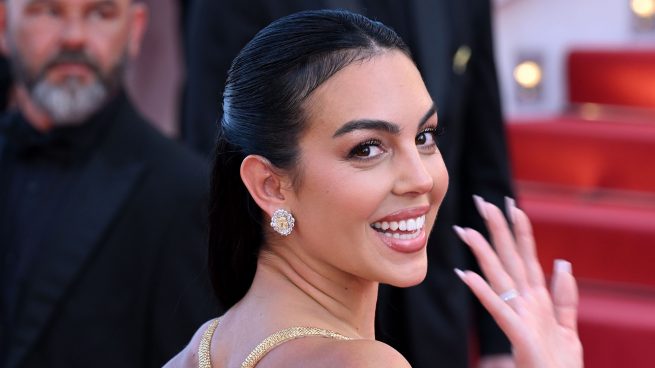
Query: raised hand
xmin=453 ymin=196 xmax=583 ymax=368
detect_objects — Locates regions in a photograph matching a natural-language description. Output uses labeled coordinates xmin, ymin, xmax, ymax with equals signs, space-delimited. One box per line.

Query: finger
xmin=453 ymin=225 xmax=516 ymax=298
xmin=473 ymin=195 xmax=528 ymax=291
xmin=455 ymin=269 xmax=523 ymax=343
xmin=477 ymin=354 xmax=514 ymax=368
xmin=508 ymin=199 xmax=546 ymax=288
xmin=550 ymin=259 xmax=579 ymax=331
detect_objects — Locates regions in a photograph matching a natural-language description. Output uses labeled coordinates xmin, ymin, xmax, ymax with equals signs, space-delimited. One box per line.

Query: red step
xmin=578 ymin=283 xmax=655 ymax=368
xmin=519 ymin=185 xmax=655 ymax=288
xmin=568 ymin=49 xmax=655 ymax=109
xmin=508 ymin=117 xmax=655 ymax=193
xmin=510 ymin=48 xmax=655 ymax=368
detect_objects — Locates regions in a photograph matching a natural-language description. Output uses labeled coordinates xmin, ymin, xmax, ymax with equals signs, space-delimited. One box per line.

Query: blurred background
xmin=497 ymin=1 xmax=655 ymax=368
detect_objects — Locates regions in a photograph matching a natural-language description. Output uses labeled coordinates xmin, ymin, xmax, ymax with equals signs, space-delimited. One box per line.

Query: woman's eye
xmin=416 ymin=132 xmax=429 ymax=146
xmin=348 ymin=140 xmax=384 ymax=159
xmin=416 ymin=127 xmax=443 ymax=149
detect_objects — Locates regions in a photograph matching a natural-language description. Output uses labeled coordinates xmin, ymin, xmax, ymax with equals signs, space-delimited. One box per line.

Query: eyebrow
xmin=332 ymin=102 xmax=437 ymax=138
xmin=418 ymin=103 xmax=437 ymax=129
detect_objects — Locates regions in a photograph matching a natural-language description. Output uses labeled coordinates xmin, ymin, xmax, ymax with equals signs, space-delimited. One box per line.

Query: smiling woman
xmin=165 ymin=9 xmax=583 ymax=368
xmin=290 ymin=51 xmax=447 ymax=288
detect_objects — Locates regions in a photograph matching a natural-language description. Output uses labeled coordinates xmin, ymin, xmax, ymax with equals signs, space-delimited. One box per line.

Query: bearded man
xmin=0 ymin=1 xmax=219 ymax=367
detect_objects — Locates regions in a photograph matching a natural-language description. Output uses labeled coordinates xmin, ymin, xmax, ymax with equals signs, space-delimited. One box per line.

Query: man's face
xmin=1 ymin=0 xmax=146 ymax=125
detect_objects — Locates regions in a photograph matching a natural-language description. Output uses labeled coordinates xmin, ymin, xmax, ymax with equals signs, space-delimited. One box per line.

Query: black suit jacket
xmin=182 ymin=1 xmax=513 ymax=366
xmin=0 ymin=94 xmax=219 ymax=368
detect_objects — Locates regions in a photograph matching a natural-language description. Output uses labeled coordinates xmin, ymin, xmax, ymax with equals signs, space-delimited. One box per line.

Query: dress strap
xmin=198 ymin=318 xmax=220 ymax=368
xmin=241 ymin=326 xmax=352 ymax=368
xmin=196 ymin=320 xmax=351 ymax=368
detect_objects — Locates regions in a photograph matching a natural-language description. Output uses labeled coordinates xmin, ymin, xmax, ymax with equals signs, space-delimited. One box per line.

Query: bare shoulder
xmin=332 ymin=339 xmax=411 ymax=367
xmin=163 ymin=319 xmax=217 ymax=368
xmin=259 ymin=337 xmax=411 ymax=368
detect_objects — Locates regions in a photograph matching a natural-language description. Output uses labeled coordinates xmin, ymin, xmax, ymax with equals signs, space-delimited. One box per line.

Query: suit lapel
xmin=7 ymin=113 xmax=145 ymax=368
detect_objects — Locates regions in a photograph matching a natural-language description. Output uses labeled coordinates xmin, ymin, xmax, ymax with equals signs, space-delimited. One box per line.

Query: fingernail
xmin=452 ymin=225 xmax=467 ymax=241
xmin=505 ymin=196 xmax=517 ymax=224
xmin=454 ymin=268 xmax=467 ymax=280
xmin=472 ymin=195 xmax=488 ymax=220
xmin=554 ymin=259 xmax=572 ymax=274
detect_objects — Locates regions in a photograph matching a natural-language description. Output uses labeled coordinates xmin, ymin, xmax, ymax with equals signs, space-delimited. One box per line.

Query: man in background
xmin=0 ymin=1 xmax=218 ymax=367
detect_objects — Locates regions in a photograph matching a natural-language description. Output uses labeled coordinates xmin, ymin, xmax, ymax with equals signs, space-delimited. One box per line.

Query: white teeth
xmin=372 ymin=215 xmax=426 ymax=234
xmin=376 ymin=229 xmax=421 ymax=240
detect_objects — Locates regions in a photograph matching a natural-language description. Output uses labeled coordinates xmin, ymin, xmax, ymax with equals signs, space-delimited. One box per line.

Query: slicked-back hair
xmin=209 ymin=9 xmax=411 ymax=308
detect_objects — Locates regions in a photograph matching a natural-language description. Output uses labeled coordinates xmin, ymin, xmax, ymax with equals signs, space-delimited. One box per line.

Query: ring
xmin=499 ymin=288 xmax=519 ymax=302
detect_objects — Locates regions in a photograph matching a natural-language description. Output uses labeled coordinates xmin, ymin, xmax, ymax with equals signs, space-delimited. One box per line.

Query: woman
xmin=167 ymin=9 xmax=582 ymax=367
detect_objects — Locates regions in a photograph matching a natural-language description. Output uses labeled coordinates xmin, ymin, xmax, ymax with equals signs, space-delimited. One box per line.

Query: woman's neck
xmin=241 ymin=247 xmax=379 ymax=340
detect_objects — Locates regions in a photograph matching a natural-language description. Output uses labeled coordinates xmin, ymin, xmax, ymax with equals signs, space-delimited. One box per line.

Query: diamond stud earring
xmin=270 ymin=209 xmax=295 ymax=236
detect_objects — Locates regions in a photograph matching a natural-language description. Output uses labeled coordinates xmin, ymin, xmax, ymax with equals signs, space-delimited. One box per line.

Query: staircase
xmin=507 ymin=48 xmax=655 ymax=368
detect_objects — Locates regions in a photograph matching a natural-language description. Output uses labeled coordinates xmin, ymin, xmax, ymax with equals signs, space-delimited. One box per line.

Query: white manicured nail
xmin=554 ymin=259 xmax=572 ymax=274
xmin=505 ymin=196 xmax=517 ymax=224
xmin=454 ymin=268 xmax=467 ymax=279
xmin=452 ymin=225 xmax=467 ymax=241
xmin=473 ymin=195 xmax=488 ymax=220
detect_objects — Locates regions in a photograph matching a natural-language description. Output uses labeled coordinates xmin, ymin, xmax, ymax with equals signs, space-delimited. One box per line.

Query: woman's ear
xmin=240 ymin=155 xmax=289 ymax=217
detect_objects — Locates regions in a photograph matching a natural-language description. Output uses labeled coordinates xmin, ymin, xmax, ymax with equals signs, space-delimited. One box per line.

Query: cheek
xmin=87 ymin=33 xmax=127 ymax=70
xmin=296 ymin=162 xmax=389 ymax=233
xmin=432 ymin=157 xmax=449 ymax=199
xmin=13 ymin=24 xmax=58 ymax=68
xmin=60 ymin=18 xmax=132 ymax=72
xmin=427 ymin=156 xmax=449 ymax=225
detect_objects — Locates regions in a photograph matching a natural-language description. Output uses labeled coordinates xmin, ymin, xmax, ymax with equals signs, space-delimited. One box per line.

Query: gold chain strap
xmin=198 ymin=318 xmax=220 ymax=368
xmin=241 ymin=326 xmax=351 ymax=368
xmin=197 ymin=319 xmax=351 ymax=368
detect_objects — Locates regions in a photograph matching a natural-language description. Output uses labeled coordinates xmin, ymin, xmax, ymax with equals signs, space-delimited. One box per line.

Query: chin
xmin=385 ymin=258 xmax=428 ymax=288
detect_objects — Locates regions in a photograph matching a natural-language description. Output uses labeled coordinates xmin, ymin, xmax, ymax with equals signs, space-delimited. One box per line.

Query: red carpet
xmin=506 ymin=48 xmax=655 ymax=368
xmin=568 ymin=49 xmax=655 ymax=109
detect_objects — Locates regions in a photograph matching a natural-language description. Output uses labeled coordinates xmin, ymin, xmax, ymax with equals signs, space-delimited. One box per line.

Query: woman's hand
xmin=453 ymin=196 xmax=583 ymax=368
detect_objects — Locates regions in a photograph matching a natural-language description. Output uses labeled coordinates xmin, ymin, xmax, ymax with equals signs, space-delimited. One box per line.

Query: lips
xmin=370 ymin=207 xmax=430 ymax=253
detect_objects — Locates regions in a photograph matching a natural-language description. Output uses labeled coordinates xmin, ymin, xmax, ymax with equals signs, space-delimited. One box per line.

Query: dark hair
xmin=208 ymin=9 xmax=411 ymax=308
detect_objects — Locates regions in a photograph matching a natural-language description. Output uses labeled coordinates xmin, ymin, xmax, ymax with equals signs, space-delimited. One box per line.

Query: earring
xmin=270 ymin=209 xmax=295 ymax=236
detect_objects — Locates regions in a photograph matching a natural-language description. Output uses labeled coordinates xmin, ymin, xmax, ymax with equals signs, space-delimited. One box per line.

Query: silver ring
xmin=499 ymin=289 xmax=519 ymax=302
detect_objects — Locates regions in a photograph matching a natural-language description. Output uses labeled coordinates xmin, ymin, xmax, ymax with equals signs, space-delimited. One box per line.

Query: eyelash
xmin=346 ymin=126 xmax=445 ymax=160
xmin=347 ymin=139 xmax=383 ymax=160
xmin=418 ymin=126 xmax=445 ymax=148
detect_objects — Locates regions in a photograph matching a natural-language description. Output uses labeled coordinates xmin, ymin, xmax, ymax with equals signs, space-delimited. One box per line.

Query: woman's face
xmin=285 ymin=50 xmax=448 ymax=287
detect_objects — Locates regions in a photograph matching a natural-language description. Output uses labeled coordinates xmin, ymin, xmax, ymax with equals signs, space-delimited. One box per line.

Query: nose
xmin=59 ymin=18 xmax=86 ymax=49
xmin=392 ymin=149 xmax=435 ymax=196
